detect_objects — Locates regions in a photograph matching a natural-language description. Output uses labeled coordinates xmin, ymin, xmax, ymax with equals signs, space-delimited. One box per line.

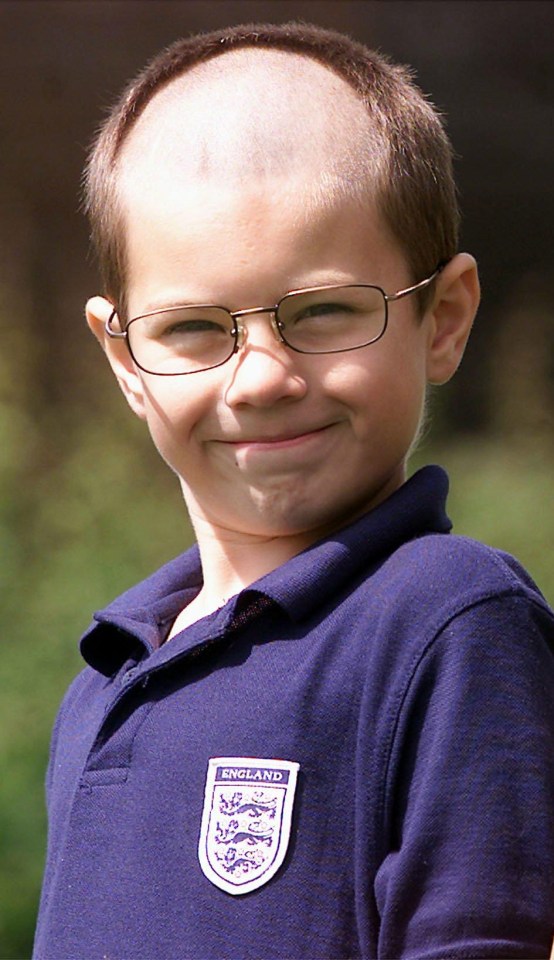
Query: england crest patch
xmin=198 ymin=757 xmax=299 ymax=895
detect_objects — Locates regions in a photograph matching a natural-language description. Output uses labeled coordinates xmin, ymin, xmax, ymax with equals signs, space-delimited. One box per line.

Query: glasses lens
xmin=276 ymin=286 xmax=386 ymax=354
xmin=127 ymin=306 xmax=236 ymax=374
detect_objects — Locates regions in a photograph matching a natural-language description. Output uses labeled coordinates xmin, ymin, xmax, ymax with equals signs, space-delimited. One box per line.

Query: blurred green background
xmin=1 ymin=1 xmax=553 ymax=956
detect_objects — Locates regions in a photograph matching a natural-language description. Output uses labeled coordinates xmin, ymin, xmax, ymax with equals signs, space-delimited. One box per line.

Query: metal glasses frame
xmin=105 ymin=265 xmax=443 ymax=376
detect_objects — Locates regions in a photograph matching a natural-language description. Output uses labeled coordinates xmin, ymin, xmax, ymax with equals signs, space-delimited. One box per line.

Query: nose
xmin=224 ymin=312 xmax=308 ymax=409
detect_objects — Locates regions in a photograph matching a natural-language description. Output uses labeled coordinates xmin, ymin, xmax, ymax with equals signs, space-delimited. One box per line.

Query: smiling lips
xmin=218 ymin=423 xmax=336 ymax=450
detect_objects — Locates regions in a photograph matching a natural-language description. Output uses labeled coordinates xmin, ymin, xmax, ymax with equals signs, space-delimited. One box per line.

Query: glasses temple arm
xmin=105 ymin=309 xmax=127 ymax=339
xmin=386 ymin=263 xmax=446 ymax=303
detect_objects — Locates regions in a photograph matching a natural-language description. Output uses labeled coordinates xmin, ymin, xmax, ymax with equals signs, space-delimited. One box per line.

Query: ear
xmin=425 ymin=253 xmax=480 ymax=385
xmin=85 ymin=296 xmax=147 ymax=420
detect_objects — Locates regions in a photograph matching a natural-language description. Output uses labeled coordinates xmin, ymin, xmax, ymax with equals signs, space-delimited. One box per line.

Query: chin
xmin=239 ymin=489 xmax=373 ymax=541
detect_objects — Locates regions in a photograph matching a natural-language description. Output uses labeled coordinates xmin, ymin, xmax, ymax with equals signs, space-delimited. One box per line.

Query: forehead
xmin=116 ymin=49 xmax=400 ymax=312
xmin=118 ymin=47 xmax=381 ymax=199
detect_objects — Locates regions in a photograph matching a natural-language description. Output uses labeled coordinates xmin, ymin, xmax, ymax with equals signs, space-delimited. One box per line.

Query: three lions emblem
xmin=198 ymin=757 xmax=300 ymax=895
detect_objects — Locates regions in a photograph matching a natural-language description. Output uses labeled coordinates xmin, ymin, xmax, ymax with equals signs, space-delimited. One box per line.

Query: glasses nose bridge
xmin=231 ymin=304 xmax=283 ymax=349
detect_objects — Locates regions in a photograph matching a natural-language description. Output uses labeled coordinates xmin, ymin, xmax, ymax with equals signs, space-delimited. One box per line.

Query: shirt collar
xmin=257 ymin=464 xmax=451 ymax=620
xmin=81 ymin=465 xmax=451 ymax=676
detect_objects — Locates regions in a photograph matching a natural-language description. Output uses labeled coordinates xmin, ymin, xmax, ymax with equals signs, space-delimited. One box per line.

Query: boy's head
xmin=84 ymin=21 xmax=460 ymax=318
xmin=85 ymin=22 xmax=479 ymax=545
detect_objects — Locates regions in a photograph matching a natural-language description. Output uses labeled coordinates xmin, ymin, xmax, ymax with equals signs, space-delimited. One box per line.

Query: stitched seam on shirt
xmin=377 ymin=586 xmax=550 ymax=845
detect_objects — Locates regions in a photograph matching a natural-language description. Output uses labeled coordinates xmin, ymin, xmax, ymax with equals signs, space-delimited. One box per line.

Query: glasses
xmin=105 ymin=267 xmax=442 ymax=376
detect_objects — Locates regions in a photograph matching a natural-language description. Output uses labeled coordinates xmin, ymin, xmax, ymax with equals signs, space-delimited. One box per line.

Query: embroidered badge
xmin=198 ymin=756 xmax=300 ymax=895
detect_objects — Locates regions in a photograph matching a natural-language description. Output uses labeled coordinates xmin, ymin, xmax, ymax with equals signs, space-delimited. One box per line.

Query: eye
xmin=288 ymin=300 xmax=358 ymax=327
xmin=299 ymin=302 xmax=351 ymax=319
xmin=160 ymin=318 xmax=229 ymax=338
xmin=141 ymin=309 xmax=232 ymax=342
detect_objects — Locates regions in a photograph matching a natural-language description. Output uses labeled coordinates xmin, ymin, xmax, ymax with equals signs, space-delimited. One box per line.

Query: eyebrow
xmin=132 ymin=275 xmax=367 ymax=317
xmin=133 ymin=299 xmax=214 ymax=317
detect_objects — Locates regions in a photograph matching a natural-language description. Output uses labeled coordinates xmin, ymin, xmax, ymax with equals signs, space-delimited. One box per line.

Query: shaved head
xmin=85 ymin=22 xmax=459 ymax=312
xmin=119 ymin=49 xmax=380 ymax=208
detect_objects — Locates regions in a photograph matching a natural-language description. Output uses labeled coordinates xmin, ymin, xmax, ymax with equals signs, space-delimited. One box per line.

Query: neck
xmin=172 ymin=470 xmax=405 ymax=634
xmin=191 ymin=513 xmax=315 ymax=605
xmin=166 ymin=515 xmax=312 ymax=639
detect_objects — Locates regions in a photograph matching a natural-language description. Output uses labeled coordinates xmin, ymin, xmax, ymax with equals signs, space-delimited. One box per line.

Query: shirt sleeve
xmin=374 ymin=591 xmax=554 ymax=959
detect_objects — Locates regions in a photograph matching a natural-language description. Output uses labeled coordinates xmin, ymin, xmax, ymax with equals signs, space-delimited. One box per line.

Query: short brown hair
xmin=84 ymin=21 xmax=459 ymax=314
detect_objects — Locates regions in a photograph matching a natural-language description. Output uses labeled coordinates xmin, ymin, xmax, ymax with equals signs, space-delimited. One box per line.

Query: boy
xmin=34 ymin=21 xmax=554 ymax=960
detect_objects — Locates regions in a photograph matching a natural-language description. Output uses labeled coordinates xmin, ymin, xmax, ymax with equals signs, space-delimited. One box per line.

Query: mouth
xmin=217 ymin=423 xmax=337 ymax=452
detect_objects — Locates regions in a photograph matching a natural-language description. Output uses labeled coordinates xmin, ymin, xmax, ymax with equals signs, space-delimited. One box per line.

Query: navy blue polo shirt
xmin=34 ymin=467 xmax=554 ymax=959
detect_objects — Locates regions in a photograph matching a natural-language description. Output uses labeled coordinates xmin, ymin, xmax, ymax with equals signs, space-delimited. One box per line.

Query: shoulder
xmin=356 ymin=533 xmax=554 ymax=704
xmin=382 ymin=538 xmax=554 ymax=790
xmin=45 ymin=666 xmax=105 ymax=796
xmin=374 ymin=550 xmax=554 ymax=958
xmin=383 ymin=531 xmax=550 ymax=618
xmin=49 ymin=664 xmax=110 ymax=746
xmin=375 ymin=539 xmax=554 ymax=798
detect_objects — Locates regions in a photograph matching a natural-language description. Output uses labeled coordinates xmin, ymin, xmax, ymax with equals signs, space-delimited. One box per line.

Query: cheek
xmin=322 ymin=342 xmax=427 ymax=440
xmin=139 ymin=380 xmax=204 ymax=467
